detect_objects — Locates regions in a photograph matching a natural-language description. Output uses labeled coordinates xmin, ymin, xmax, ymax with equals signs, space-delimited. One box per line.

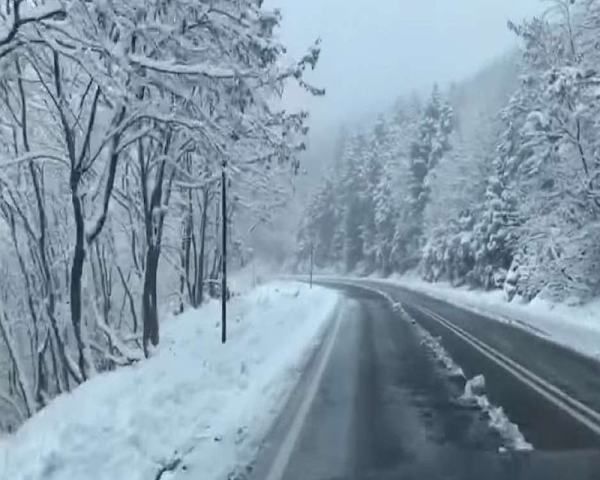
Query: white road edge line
xmin=264 ymin=305 xmax=344 ymax=480
xmin=416 ymin=305 xmax=600 ymax=437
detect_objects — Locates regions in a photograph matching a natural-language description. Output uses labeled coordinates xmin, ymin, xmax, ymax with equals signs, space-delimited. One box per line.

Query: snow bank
xmin=388 ymin=273 xmax=600 ymax=360
xmin=460 ymin=375 xmax=533 ymax=452
xmin=0 ymin=282 xmax=339 ymax=480
xmin=397 ymin=305 xmax=531 ymax=452
xmin=415 ymin=322 xmax=465 ymax=380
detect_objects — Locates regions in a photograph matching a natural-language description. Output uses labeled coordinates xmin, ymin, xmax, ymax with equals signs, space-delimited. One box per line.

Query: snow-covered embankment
xmin=387 ymin=274 xmax=600 ymax=360
xmin=0 ymin=282 xmax=339 ymax=480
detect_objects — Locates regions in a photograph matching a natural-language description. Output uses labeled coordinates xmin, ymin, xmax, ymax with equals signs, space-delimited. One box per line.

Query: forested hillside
xmin=297 ymin=0 xmax=600 ymax=304
xmin=0 ymin=0 xmax=321 ymax=431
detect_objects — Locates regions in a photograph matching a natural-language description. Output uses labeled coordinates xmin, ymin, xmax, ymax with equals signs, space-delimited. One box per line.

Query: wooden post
xmin=221 ymin=161 xmax=227 ymax=344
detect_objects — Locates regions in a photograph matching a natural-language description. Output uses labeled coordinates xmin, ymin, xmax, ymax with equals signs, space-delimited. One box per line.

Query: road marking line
xmin=310 ymin=279 xmax=600 ymax=437
xmin=420 ymin=306 xmax=600 ymax=425
xmin=416 ymin=305 xmax=600 ymax=437
xmin=264 ymin=305 xmax=344 ymax=480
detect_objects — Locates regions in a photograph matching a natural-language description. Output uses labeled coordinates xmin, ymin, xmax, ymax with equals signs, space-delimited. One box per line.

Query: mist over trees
xmin=297 ymin=0 xmax=600 ymax=305
xmin=0 ymin=0 xmax=322 ymax=431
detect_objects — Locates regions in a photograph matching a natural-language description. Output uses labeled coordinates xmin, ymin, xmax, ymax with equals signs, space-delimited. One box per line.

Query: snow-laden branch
xmin=128 ymin=54 xmax=256 ymax=79
xmin=0 ymin=152 xmax=70 ymax=169
xmin=0 ymin=0 xmax=65 ymax=48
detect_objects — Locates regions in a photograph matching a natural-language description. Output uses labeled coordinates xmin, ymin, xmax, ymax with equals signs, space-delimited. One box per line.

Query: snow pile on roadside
xmin=388 ymin=273 xmax=600 ymax=360
xmin=391 ymin=299 xmax=464 ymax=379
xmin=463 ymin=374 xmax=486 ymax=397
xmin=397 ymin=304 xmax=532 ymax=452
xmin=0 ymin=282 xmax=339 ymax=480
xmin=415 ymin=325 xmax=465 ymax=380
xmin=460 ymin=375 xmax=533 ymax=452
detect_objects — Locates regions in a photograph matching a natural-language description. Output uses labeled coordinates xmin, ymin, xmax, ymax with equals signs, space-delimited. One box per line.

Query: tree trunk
xmin=179 ymin=235 xmax=187 ymax=314
xmin=139 ymin=132 xmax=173 ymax=355
xmin=194 ymin=189 xmax=209 ymax=307
xmin=69 ymin=180 xmax=88 ymax=380
xmin=180 ymin=200 xmax=192 ymax=311
xmin=142 ymin=245 xmax=160 ymax=356
xmin=116 ymin=265 xmax=138 ymax=333
xmin=48 ymin=334 xmax=63 ymax=393
xmin=36 ymin=334 xmax=49 ymax=407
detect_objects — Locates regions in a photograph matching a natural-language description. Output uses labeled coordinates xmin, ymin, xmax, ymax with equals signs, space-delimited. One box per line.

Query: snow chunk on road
xmin=412 ymin=319 xmax=465 ymax=380
xmin=402 ymin=305 xmax=532 ymax=453
xmin=463 ymin=374 xmax=486 ymax=397
xmin=0 ymin=282 xmax=339 ymax=480
xmin=461 ymin=375 xmax=533 ymax=452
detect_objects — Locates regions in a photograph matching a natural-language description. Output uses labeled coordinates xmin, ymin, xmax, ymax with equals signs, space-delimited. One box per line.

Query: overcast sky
xmin=267 ymin=0 xmax=545 ymax=133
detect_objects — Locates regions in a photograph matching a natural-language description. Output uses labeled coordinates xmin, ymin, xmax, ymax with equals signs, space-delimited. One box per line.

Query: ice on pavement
xmin=388 ymin=274 xmax=600 ymax=361
xmin=0 ymin=282 xmax=339 ymax=480
xmin=461 ymin=375 xmax=533 ymax=452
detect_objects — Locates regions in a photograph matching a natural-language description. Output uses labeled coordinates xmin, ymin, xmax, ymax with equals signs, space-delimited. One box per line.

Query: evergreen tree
xmin=340 ymin=134 xmax=367 ymax=272
xmin=399 ymin=86 xmax=454 ymax=269
xmin=374 ymin=161 xmax=398 ymax=275
xmin=358 ymin=118 xmax=386 ymax=272
xmin=296 ymin=177 xmax=339 ymax=268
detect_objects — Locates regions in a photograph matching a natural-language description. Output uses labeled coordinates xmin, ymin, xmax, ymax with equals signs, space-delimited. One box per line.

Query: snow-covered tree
xmin=394 ymin=86 xmax=454 ymax=270
xmin=296 ymin=175 xmax=339 ymax=268
xmin=296 ymin=0 xmax=600 ymax=307
xmin=358 ymin=118 xmax=386 ymax=272
xmin=498 ymin=1 xmax=600 ymax=301
xmin=0 ymin=0 xmax=323 ymax=430
xmin=339 ymin=133 xmax=367 ymax=272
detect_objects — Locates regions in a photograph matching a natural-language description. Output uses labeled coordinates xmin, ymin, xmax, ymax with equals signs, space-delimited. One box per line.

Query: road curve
xmin=248 ymin=282 xmax=600 ymax=480
xmin=347 ymin=278 xmax=600 ymax=451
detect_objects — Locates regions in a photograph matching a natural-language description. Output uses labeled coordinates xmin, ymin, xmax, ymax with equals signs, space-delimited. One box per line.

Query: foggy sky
xmin=256 ymin=0 xmax=546 ymax=258
xmin=268 ymin=0 xmax=544 ymax=133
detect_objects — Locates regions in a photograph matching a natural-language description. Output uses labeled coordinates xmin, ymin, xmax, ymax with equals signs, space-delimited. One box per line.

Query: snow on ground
xmin=0 ymin=282 xmax=339 ymax=480
xmin=386 ymin=273 xmax=600 ymax=361
xmin=228 ymin=261 xmax=281 ymax=295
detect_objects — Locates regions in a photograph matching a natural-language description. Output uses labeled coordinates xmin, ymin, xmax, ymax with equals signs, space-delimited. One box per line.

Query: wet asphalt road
xmin=354 ymin=279 xmax=600 ymax=450
xmin=250 ymin=282 xmax=600 ymax=480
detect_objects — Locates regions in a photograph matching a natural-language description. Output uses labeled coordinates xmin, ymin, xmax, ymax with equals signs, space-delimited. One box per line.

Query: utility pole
xmin=310 ymin=241 xmax=314 ymax=289
xmin=221 ymin=161 xmax=227 ymax=344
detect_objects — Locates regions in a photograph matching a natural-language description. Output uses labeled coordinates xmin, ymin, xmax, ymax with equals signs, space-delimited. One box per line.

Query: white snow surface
xmin=414 ymin=321 xmax=465 ymax=380
xmin=386 ymin=273 xmax=600 ymax=361
xmin=0 ymin=282 xmax=339 ymax=480
xmin=460 ymin=375 xmax=533 ymax=452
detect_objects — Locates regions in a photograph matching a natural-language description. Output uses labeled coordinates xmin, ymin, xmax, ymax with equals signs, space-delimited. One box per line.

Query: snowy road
xmin=250 ymin=281 xmax=600 ymax=480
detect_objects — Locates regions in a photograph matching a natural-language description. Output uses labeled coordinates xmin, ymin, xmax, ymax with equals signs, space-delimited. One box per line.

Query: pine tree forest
xmin=297 ymin=1 xmax=600 ymax=305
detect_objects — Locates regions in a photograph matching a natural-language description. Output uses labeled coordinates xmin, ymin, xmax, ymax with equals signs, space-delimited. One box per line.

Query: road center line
xmin=264 ymin=303 xmax=344 ymax=480
xmin=420 ymin=306 xmax=600 ymax=423
xmin=416 ymin=305 xmax=600 ymax=438
xmin=313 ymin=280 xmax=600 ymax=439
